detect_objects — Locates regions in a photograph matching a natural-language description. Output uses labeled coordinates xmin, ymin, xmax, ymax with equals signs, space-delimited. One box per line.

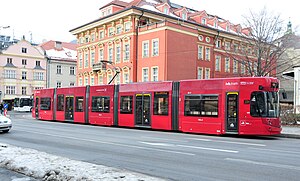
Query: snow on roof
xmin=140 ymin=4 xmax=160 ymax=13
xmin=0 ymin=143 xmax=165 ymax=181
xmin=145 ymin=0 xmax=159 ymax=4
xmin=46 ymin=48 xmax=77 ymax=60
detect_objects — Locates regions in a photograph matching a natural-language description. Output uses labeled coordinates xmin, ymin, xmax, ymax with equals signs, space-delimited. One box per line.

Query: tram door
xmin=35 ymin=97 xmax=39 ymax=118
xmin=226 ymin=92 xmax=239 ymax=133
xmin=135 ymin=94 xmax=151 ymax=127
xmin=65 ymin=96 xmax=74 ymax=120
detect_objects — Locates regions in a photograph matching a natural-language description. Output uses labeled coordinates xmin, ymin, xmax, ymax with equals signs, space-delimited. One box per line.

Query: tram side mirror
xmin=282 ymin=92 xmax=287 ymax=99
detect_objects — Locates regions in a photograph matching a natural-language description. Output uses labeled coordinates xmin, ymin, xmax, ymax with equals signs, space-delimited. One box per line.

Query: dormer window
xmin=182 ymin=12 xmax=187 ymax=20
xmin=164 ymin=7 xmax=169 ymax=15
xmin=202 ymin=18 xmax=206 ymax=25
xmin=107 ymin=9 xmax=112 ymax=15
xmin=214 ymin=21 xmax=218 ymax=28
xmin=226 ymin=24 xmax=230 ymax=31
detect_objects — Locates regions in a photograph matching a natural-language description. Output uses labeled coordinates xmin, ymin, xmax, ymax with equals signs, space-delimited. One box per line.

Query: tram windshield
xmin=250 ymin=91 xmax=279 ymax=118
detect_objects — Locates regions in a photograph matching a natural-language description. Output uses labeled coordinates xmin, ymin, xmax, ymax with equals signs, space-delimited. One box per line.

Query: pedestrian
xmin=0 ymin=102 xmax=3 ymax=115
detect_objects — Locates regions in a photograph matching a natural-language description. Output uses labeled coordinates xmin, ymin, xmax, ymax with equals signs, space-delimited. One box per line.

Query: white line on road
xmin=17 ymin=129 xmax=195 ymax=156
xmin=225 ymin=158 xmax=300 ymax=171
xmin=177 ymin=145 xmax=239 ymax=153
xmin=250 ymin=147 xmax=300 ymax=154
xmin=139 ymin=142 xmax=174 ymax=146
xmin=188 ymin=138 xmax=266 ymax=147
xmin=141 ymin=136 xmax=189 ymax=143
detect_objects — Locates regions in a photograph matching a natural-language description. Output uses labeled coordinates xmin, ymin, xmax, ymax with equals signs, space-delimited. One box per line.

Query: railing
xmin=92 ymin=62 xmax=106 ymax=72
xmin=138 ymin=20 xmax=166 ymax=32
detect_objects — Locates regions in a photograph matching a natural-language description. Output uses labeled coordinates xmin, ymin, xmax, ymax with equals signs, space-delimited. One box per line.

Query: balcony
xmin=92 ymin=62 xmax=106 ymax=72
xmin=138 ymin=21 xmax=166 ymax=32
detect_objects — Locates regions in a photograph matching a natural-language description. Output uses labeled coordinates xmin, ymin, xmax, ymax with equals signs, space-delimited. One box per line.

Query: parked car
xmin=0 ymin=115 xmax=12 ymax=133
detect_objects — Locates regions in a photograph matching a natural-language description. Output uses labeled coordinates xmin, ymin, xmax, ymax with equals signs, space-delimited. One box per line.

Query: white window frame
xmin=202 ymin=18 xmax=206 ymax=24
xmin=56 ymin=81 xmax=62 ymax=88
xmin=233 ymin=59 xmax=238 ymax=73
xmin=99 ymin=31 xmax=104 ymax=39
xmin=152 ymin=39 xmax=159 ymax=57
xmin=99 ymin=49 xmax=104 ymax=61
xmin=142 ymin=40 xmax=149 ymax=58
xmin=142 ymin=68 xmax=149 ymax=82
xmin=123 ymin=72 xmax=129 ymax=84
xmin=84 ymin=53 xmax=89 ymax=68
xmin=79 ymin=78 xmax=83 ymax=86
xmin=91 ymin=51 xmax=95 ymax=67
xmin=225 ymin=57 xmax=230 ymax=72
xmin=116 ymin=25 xmax=123 ymax=34
xmin=225 ymin=42 xmax=231 ymax=51
xmin=198 ymin=45 xmax=203 ymax=60
xmin=197 ymin=67 xmax=203 ymax=79
xmin=98 ymin=74 xmax=104 ymax=85
xmin=57 ymin=65 xmax=62 ymax=74
xmin=108 ymin=27 xmax=114 ymax=36
xmin=90 ymin=77 xmax=95 ymax=86
xmin=79 ymin=53 xmax=83 ymax=68
xmin=123 ymin=43 xmax=130 ymax=62
xmin=205 ymin=47 xmax=210 ymax=61
xmin=5 ymin=70 xmax=16 ymax=79
xmin=215 ymin=56 xmax=221 ymax=71
xmin=215 ymin=40 xmax=221 ymax=48
xmin=84 ymin=77 xmax=89 ymax=86
xmin=108 ymin=46 xmax=113 ymax=62
xmin=124 ymin=22 xmax=131 ymax=32
xmin=151 ymin=66 xmax=159 ymax=81
xmin=5 ymin=86 xmax=16 ymax=95
xmin=115 ymin=45 xmax=121 ymax=63
xmin=205 ymin=68 xmax=210 ymax=79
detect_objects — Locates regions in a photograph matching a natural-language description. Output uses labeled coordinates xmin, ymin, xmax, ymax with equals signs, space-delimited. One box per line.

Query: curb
xmin=276 ymin=133 xmax=300 ymax=139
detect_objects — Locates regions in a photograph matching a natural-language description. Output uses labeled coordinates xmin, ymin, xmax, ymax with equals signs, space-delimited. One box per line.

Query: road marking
xmin=188 ymin=138 xmax=266 ymax=147
xmin=141 ymin=136 xmax=189 ymax=143
xmin=225 ymin=158 xmax=300 ymax=171
xmin=17 ymin=129 xmax=195 ymax=156
xmin=177 ymin=145 xmax=238 ymax=153
xmin=250 ymin=147 xmax=300 ymax=154
xmin=139 ymin=141 xmax=174 ymax=146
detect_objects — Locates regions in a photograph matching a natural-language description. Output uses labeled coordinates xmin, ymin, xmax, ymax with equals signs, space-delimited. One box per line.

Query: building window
xmin=99 ymin=49 xmax=104 ymax=61
xmin=163 ymin=7 xmax=169 ymax=14
xmin=115 ymin=74 xmax=120 ymax=84
xmin=182 ymin=12 xmax=187 ymax=20
xmin=5 ymin=86 xmax=16 ymax=95
xmin=36 ymin=61 xmax=40 ymax=66
xmin=22 ymin=47 xmax=27 ymax=53
xmin=197 ymin=67 xmax=203 ymax=79
xmin=22 ymin=71 xmax=27 ymax=80
xmin=124 ymin=44 xmax=130 ymax=61
xmin=108 ymin=47 xmax=113 ymax=62
xmin=215 ymin=56 xmax=221 ymax=71
xmin=22 ymin=59 xmax=27 ymax=65
xmin=241 ymin=62 xmax=245 ymax=74
xmin=70 ymin=67 xmax=75 ymax=75
xmin=152 ymin=39 xmax=159 ymax=56
xmin=225 ymin=42 xmax=231 ymax=51
xmin=79 ymin=78 xmax=83 ymax=86
xmin=79 ymin=53 xmax=83 ymax=68
xmin=152 ymin=67 xmax=158 ymax=81
xmin=85 ymin=77 xmax=89 ymax=85
xmin=98 ymin=75 xmax=103 ymax=85
xmin=85 ymin=36 xmax=89 ymax=43
xmin=123 ymin=72 xmax=129 ymax=84
xmin=215 ymin=40 xmax=221 ymax=48
xmin=91 ymin=33 xmax=95 ymax=42
xmin=202 ymin=18 xmax=206 ymax=24
xmin=234 ymin=44 xmax=239 ymax=52
xmin=108 ymin=27 xmax=114 ymax=36
xmin=57 ymin=65 xmax=62 ymax=74
xmin=142 ymin=41 xmax=149 ymax=58
xmin=57 ymin=82 xmax=61 ymax=88
xmin=70 ymin=82 xmax=75 ymax=86
xmin=124 ymin=22 xmax=131 ymax=32
xmin=22 ymin=87 xmax=27 ymax=95
xmin=225 ymin=58 xmax=230 ymax=72
xmin=214 ymin=21 xmax=218 ymax=28
xmin=99 ymin=31 xmax=104 ymax=39
xmin=7 ymin=58 xmax=12 ymax=64
xmin=34 ymin=72 xmax=44 ymax=80
xmin=205 ymin=68 xmax=210 ymax=79
xmin=84 ymin=53 xmax=89 ymax=67
xmin=91 ymin=77 xmax=95 ymax=85
xmin=107 ymin=74 xmax=112 ymax=84
xmin=198 ymin=45 xmax=203 ymax=60
xmin=116 ymin=25 xmax=122 ymax=34
xmin=233 ymin=59 xmax=238 ymax=73
xmin=5 ymin=70 xmax=16 ymax=79
xmin=205 ymin=47 xmax=210 ymax=61
xmin=142 ymin=68 xmax=149 ymax=82
xmin=91 ymin=51 xmax=95 ymax=66
xmin=116 ymin=46 xmax=121 ymax=63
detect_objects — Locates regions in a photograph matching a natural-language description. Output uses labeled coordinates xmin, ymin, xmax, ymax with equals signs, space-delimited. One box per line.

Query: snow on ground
xmin=0 ymin=143 xmax=165 ymax=181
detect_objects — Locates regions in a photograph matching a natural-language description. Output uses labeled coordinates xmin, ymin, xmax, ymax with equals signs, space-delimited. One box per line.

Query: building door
xmin=35 ymin=97 xmax=39 ymax=118
xmin=226 ymin=92 xmax=239 ymax=133
xmin=65 ymin=96 xmax=74 ymax=120
xmin=135 ymin=94 xmax=151 ymax=127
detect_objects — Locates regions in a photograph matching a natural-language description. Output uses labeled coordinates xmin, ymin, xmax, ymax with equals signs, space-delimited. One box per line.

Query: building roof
xmin=100 ymin=0 xmax=130 ymax=10
xmin=39 ymin=40 xmax=77 ymax=61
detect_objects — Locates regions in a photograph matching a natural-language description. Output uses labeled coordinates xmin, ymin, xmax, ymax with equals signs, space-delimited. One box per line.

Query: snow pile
xmin=0 ymin=143 xmax=164 ymax=181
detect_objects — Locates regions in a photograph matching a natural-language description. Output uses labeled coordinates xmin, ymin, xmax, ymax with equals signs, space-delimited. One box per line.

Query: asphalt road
xmin=1 ymin=111 xmax=300 ymax=181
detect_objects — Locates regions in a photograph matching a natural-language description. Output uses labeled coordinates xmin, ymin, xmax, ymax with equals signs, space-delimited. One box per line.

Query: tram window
xmin=184 ymin=95 xmax=218 ymax=117
xmin=92 ymin=96 xmax=110 ymax=113
xmin=154 ymin=92 xmax=169 ymax=115
xmin=120 ymin=96 xmax=133 ymax=114
xmin=40 ymin=97 xmax=51 ymax=110
xmin=75 ymin=96 xmax=84 ymax=112
xmin=57 ymin=95 xmax=64 ymax=111
xmin=250 ymin=91 xmax=267 ymax=117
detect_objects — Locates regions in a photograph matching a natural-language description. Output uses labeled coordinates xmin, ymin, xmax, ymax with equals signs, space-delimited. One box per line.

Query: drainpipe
xmin=212 ymin=30 xmax=220 ymax=78
xmin=135 ymin=10 xmax=144 ymax=82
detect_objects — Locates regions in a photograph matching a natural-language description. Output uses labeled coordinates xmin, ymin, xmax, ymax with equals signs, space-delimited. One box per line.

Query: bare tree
xmin=224 ymin=7 xmax=300 ymax=77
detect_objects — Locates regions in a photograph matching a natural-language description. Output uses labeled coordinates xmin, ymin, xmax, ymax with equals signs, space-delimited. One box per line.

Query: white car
xmin=0 ymin=115 xmax=12 ymax=133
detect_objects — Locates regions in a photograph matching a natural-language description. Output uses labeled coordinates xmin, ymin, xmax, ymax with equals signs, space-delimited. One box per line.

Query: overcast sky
xmin=1 ymin=0 xmax=299 ymax=44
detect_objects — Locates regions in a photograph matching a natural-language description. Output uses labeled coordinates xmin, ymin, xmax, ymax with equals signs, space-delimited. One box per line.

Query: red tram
xmin=32 ymin=77 xmax=282 ymax=135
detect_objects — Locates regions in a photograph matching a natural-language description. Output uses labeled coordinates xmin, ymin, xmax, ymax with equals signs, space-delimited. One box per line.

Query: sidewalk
xmin=280 ymin=126 xmax=300 ymax=138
